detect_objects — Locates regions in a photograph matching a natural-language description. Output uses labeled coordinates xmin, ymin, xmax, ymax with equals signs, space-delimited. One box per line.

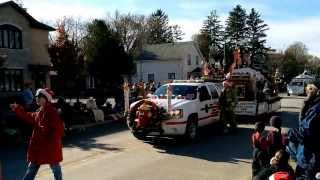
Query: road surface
xmin=1 ymin=95 xmax=303 ymax=180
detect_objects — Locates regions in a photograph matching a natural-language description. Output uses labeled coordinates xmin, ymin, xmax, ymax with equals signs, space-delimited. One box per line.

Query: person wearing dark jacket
xmin=267 ymin=116 xmax=285 ymax=158
xmin=252 ymin=122 xmax=269 ymax=177
xmin=10 ymin=88 xmax=64 ymax=180
xmin=300 ymin=84 xmax=319 ymax=121
xmin=288 ymin=83 xmax=320 ymax=180
xmin=253 ymin=150 xmax=294 ymax=180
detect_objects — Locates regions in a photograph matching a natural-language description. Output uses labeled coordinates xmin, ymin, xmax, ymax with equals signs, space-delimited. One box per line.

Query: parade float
xmin=227 ymin=67 xmax=281 ymax=117
xmin=125 ymin=80 xmax=222 ymax=140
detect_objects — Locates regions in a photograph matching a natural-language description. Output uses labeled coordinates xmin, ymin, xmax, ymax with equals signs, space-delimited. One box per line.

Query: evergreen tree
xmin=147 ymin=9 xmax=172 ymax=44
xmin=246 ymin=8 xmax=269 ymax=66
xmin=201 ymin=10 xmax=224 ymax=62
xmin=225 ymin=5 xmax=247 ymax=48
xmin=85 ymin=20 xmax=133 ymax=89
xmin=146 ymin=9 xmax=184 ymax=44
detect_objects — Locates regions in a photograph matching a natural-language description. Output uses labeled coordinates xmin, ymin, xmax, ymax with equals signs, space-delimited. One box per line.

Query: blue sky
xmin=2 ymin=0 xmax=320 ymax=56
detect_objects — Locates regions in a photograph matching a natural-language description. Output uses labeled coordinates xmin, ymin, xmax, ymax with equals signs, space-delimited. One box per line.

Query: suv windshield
xmin=155 ymin=85 xmax=198 ymax=100
xmin=290 ymin=81 xmax=303 ymax=86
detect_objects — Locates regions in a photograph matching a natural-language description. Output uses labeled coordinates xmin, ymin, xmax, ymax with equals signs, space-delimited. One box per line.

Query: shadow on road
xmin=148 ymin=126 xmax=253 ymax=164
xmin=63 ymin=122 xmax=127 ymax=152
xmin=147 ymin=109 xmax=300 ymax=164
xmin=0 ymin=122 xmax=128 ymax=180
xmin=0 ymin=144 xmax=28 ymax=180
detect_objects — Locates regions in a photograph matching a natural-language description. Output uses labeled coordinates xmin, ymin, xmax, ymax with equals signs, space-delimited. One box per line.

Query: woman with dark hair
xmin=253 ymin=150 xmax=294 ymax=180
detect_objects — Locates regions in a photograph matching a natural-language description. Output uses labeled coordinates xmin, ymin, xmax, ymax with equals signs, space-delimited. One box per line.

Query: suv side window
xmin=199 ymin=86 xmax=211 ymax=101
xmin=208 ymin=85 xmax=219 ymax=99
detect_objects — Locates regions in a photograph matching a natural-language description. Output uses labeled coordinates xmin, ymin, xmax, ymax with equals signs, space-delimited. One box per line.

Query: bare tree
xmin=109 ymin=11 xmax=147 ymax=56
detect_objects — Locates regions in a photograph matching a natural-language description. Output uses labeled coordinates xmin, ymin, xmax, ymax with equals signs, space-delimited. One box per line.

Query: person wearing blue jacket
xmin=287 ymin=83 xmax=320 ymax=180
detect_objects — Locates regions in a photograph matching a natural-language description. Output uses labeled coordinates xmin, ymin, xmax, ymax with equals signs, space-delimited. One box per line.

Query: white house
xmin=133 ymin=41 xmax=204 ymax=83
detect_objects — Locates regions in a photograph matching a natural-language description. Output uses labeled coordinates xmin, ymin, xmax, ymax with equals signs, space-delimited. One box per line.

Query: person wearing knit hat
xmin=10 ymin=88 xmax=64 ymax=180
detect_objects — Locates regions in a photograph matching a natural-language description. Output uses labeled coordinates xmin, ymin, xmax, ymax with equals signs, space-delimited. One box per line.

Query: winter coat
xmin=13 ymin=104 xmax=64 ymax=164
xmin=288 ymin=95 xmax=320 ymax=178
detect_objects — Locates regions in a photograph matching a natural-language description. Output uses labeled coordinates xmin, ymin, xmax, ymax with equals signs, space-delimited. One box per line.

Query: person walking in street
xmin=219 ymin=80 xmax=237 ymax=133
xmin=287 ymin=82 xmax=320 ymax=180
xmin=10 ymin=88 xmax=64 ymax=180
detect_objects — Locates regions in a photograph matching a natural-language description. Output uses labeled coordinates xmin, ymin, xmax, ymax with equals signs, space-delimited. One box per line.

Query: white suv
xmin=127 ymin=80 xmax=222 ymax=140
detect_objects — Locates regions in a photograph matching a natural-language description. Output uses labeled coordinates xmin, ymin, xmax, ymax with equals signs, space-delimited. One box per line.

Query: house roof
xmin=0 ymin=1 xmax=55 ymax=31
xmin=138 ymin=41 xmax=202 ymax=61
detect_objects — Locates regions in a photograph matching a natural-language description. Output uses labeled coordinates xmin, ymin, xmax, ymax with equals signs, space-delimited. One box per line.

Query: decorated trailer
xmin=228 ymin=68 xmax=281 ymax=117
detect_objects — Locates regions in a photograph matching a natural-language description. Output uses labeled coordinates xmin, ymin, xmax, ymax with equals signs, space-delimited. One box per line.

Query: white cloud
xmin=267 ymin=18 xmax=320 ymax=56
xmin=171 ymin=19 xmax=203 ymax=41
xmin=19 ymin=0 xmax=106 ymax=24
xmin=5 ymin=0 xmax=319 ymax=57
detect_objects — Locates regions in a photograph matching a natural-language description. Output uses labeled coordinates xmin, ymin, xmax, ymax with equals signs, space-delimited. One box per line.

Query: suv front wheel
xmin=184 ymin=117 xmax=198 ymax=141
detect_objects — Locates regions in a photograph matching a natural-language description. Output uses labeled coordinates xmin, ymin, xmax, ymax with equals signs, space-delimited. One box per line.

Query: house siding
xmin=0 ymin=3 xmax=53 ymax=94
xmin=133 ymin=42 xmax=204 ymax=84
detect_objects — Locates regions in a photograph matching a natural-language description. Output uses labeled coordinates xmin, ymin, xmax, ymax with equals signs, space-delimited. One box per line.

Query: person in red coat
xmin=10 ymin=88 xmax=64 ymax=180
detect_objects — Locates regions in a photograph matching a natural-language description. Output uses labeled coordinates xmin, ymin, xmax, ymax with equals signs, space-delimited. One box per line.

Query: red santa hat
xmin=35 ymin=88 xmax=54 ymax=102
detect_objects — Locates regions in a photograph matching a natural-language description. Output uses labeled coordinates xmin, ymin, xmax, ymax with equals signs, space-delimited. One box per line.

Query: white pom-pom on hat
xmin=35 ymin=88 xmax=54 ymax=102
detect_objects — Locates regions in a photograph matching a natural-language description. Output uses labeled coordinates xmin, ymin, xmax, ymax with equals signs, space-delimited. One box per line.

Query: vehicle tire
xmin=184 ymin=116 xmax=198 ymax=141
xmin=287 ymin=93 xmax=290 ymax=96
xmin=132 ymin=131 xmax=147 ymax=140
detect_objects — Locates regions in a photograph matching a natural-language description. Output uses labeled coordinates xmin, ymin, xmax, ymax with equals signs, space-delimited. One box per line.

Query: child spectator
xmin=252 ymin=122 xmax=269 ymax=177
xmin=253 ymin=150 xmax=294 ymax=180
xmin=267 ymin=116 xmax=285 ymax=158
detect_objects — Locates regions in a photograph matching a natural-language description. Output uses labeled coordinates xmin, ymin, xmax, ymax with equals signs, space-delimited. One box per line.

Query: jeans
xmin=23 ymin=162 xmax=62 ymax=180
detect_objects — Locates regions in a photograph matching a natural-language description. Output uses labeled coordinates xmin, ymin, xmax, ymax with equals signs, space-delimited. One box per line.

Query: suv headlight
xmin=170 ymin=109 xmax=183 ymax=119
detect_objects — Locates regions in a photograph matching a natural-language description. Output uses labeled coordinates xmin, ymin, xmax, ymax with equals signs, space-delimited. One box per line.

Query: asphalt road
xmin=1 ymin=95 xmax=303 ymax=180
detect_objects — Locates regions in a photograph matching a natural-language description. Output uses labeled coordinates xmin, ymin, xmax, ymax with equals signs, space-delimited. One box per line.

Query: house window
xmin=0 ymin=24 xmax=23 ymax=49
xmin=148 ymin=73 xmax=155 ymax=82
xmin=0 ymin=69 xmax=23 ymax=92
xmin=196 ymin=56 xmax=199 ymax=65
xmin=187 ymin=54 xmax=191 ymax=66
xmin=168 ymin=73 xmax=176 ymax=80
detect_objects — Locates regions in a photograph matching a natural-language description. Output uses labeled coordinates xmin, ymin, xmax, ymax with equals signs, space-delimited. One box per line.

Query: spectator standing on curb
xmin=287 ymin=82 xmax=320 ymax=180
xmin=20 ymin=82 xmax=34 ymax=110
xmin=252 ymin=122 xmax=269 ymax=177
xmin=10 ymin=88 xmax=64 ymax=180
xmin=267 ymin=116 xmax=285 ymax=158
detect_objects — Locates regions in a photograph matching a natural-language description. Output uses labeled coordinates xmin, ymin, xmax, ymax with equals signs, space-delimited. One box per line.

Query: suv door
xmin=208 ymin=84 xmax=221 ymax=122
xmin=198 ymin=85 xmax=213 ymax=126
